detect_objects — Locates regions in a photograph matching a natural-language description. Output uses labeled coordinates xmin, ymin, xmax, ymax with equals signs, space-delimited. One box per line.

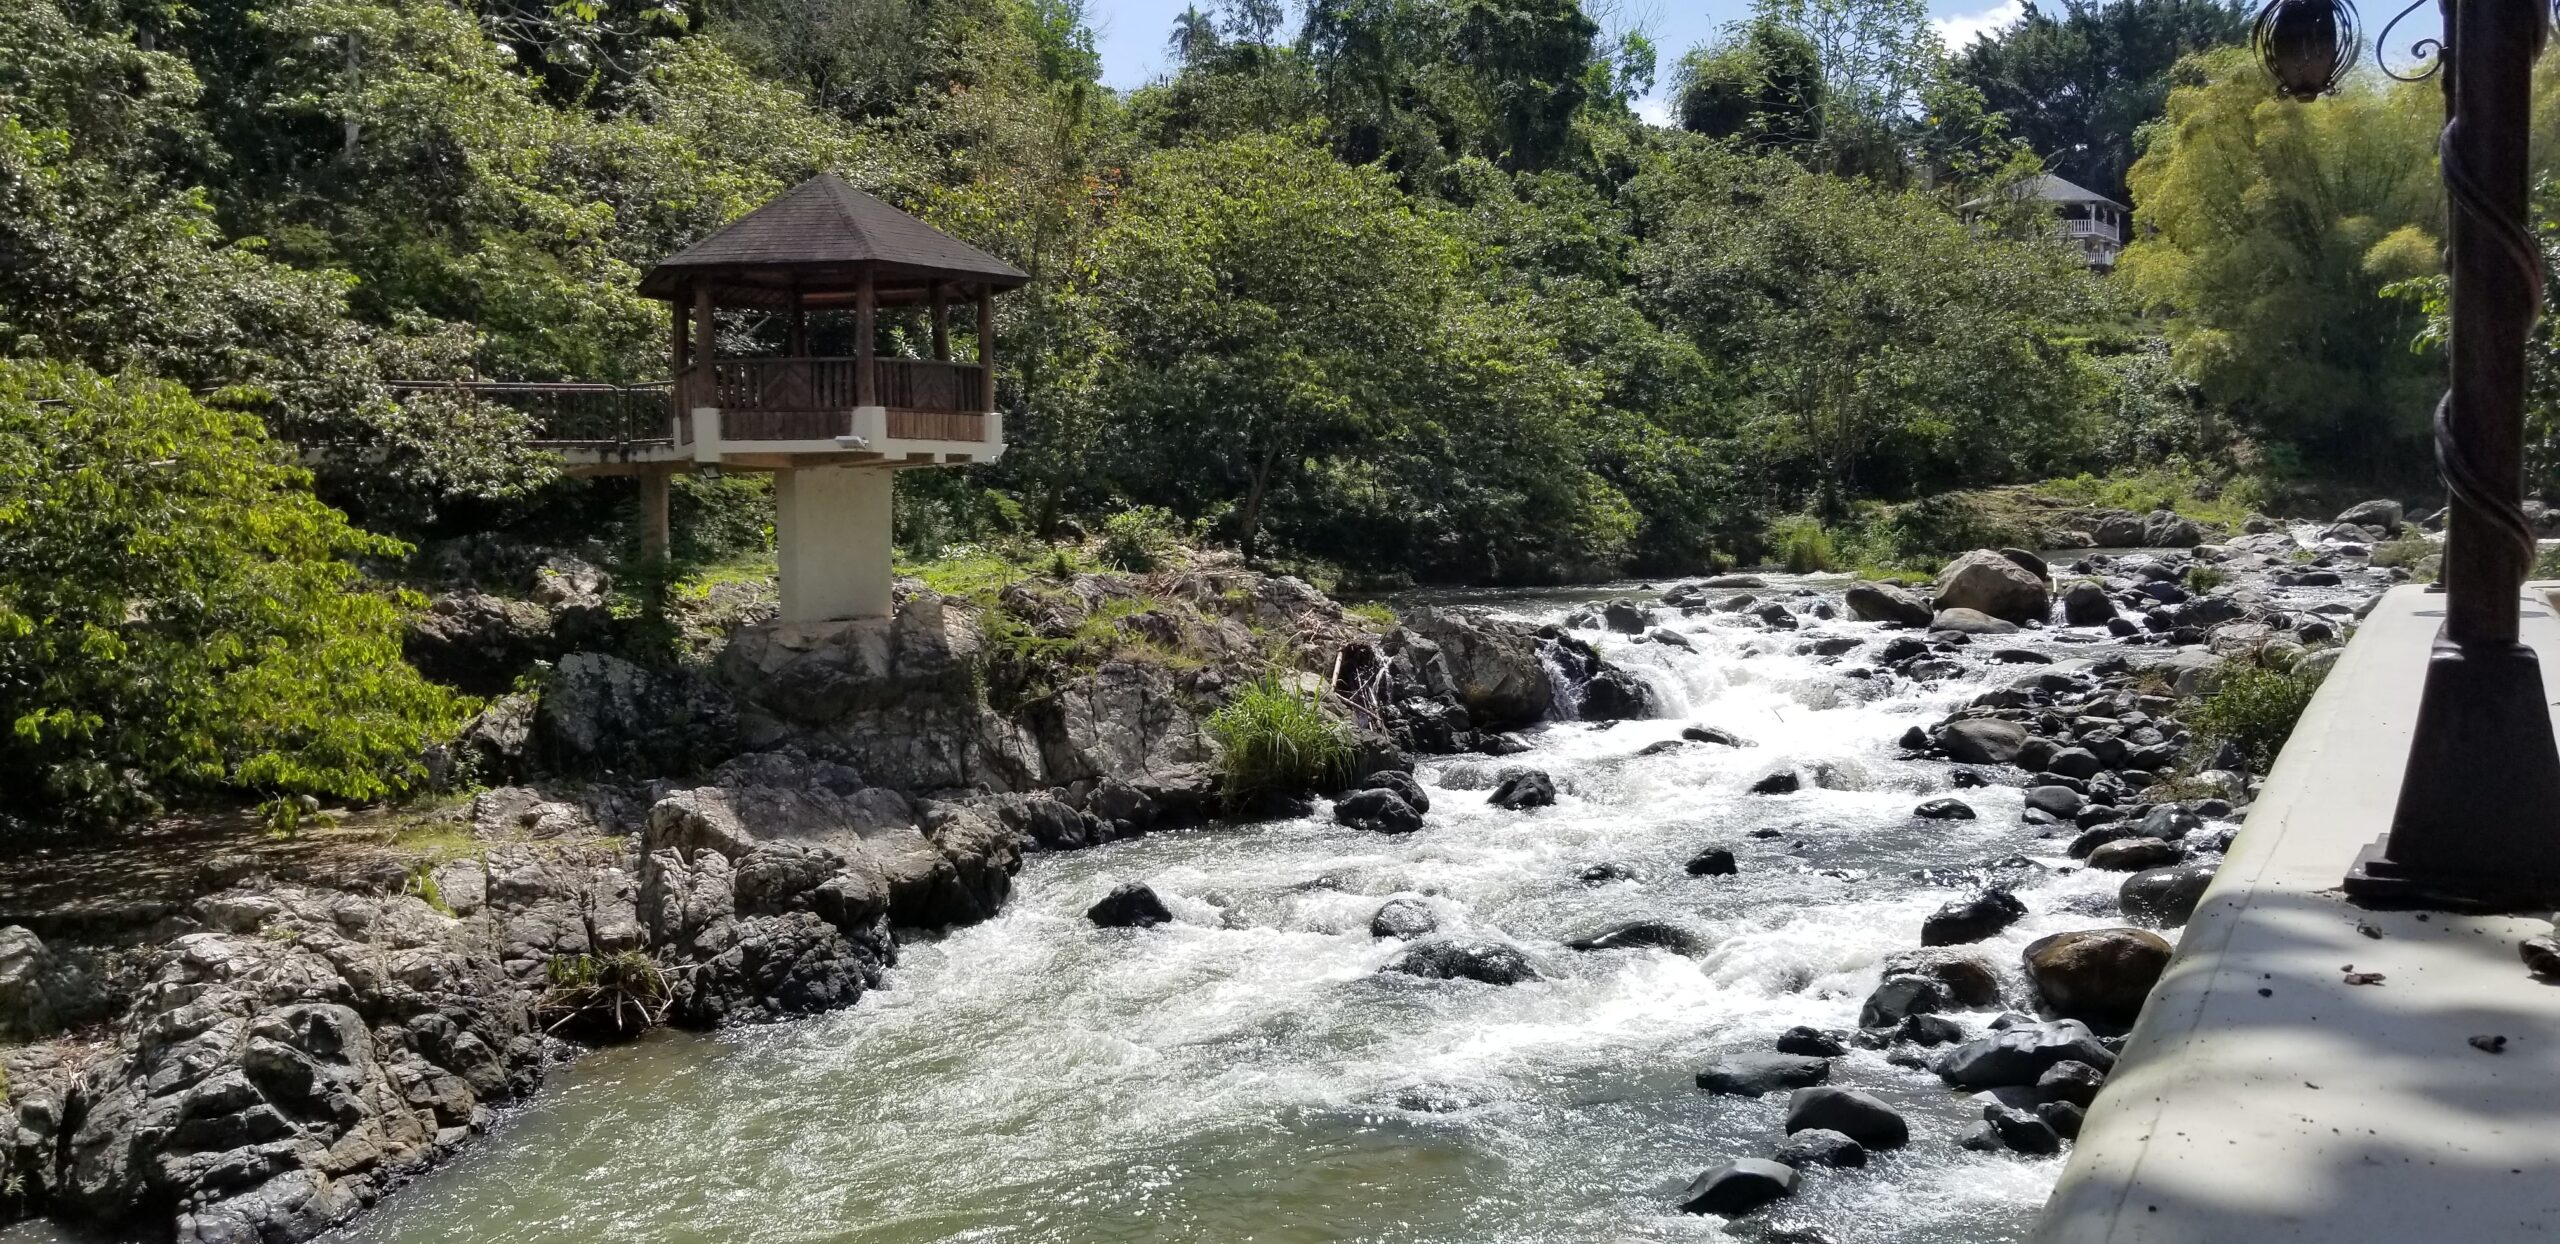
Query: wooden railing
xmin=878 ymin=359 xmax=985 ymax=414
xmin=666 ymin=357 xmax=990 ymax=443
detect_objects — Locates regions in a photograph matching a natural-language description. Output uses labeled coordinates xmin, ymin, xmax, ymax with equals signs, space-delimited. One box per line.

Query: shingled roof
xmin=639 ymin=173 xmax=1030 ymax=305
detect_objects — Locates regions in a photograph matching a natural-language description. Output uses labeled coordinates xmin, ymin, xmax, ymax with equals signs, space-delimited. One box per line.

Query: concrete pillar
xmin=637 ymin=472 xmax=671 ymax=562
xmin=774 ymin=465 xmax=893 ymax=624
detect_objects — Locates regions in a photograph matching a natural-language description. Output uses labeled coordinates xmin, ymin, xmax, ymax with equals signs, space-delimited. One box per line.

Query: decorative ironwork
xmin=386 ymin=380 xmax=674 ymax=449
xmin=2374 ymin=0 xmax=2446 ymax=81
xmin=2252 ymin=0 xmax=2362 ymax=97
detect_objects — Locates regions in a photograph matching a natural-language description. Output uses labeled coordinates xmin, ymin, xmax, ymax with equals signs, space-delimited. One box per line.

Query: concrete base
xmin=2032 ymin=584 xmax=2560 ymax=1243
xmin=774 ymin=464 xmax=893 ymax=624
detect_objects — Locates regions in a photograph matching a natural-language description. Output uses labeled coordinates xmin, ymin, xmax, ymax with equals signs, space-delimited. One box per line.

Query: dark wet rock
xmin=1880 ymin=636 xmax=1933 ymax=665
xmin=1087 ymin=882 xmax=1175 ymax=929
xmin=2045 ymin=747 xmax=2102 ymax=780
xmin=1939 ymin=719 xmax=2028 ymax=765
xmin=1915 ymin=798 xmax=1977 ymax=821
xmin=1749 ymin=601 xmax=1800 ymax=630
xmin=1487 ymin=769 xmax=1558 ymax=810
xmin=1577 ymin=862 xmax=1639 ymax=884
xmin=1951 ymin=768 xmax=1989 ymax=788
xmin=1898 ymin=1014 xmax=1967 ymax=1046
xmin=1921 ymin=890 xmax=2027 ymax=947
xmin=1696 ymin=1052 xmax=1832 ymax=1096
xmin=1686 ymin=847 xmax=1740 ymax=877
xmin=538 ymin=651 xmax=739 ymax=777
xmin=2144 ymin=511 xmax=2206 ymax=548
xmin=2038 ymin=1099 xmax=2086 ymax=1141
xmin=1400 ymin=608 xmax=1556 ymax=728
xmin=1751 ymin=770 xmax=1803 ymax=795
xmin=2067 ymin=823 xmax=2143 ymax=859
xmin=2086 ymin=837 xmax=2181 ymax=872
xmin=1935 ymin=1020 xmax=2118 ymax=1089
xmin=1775 ymin=1026 xmax=1849 ymax=1057
xmin=2523 ymin=932 xmax=2560 ymax=978
xmin=1369 ymin=897 xmax=1441 ymax=940
xmin=1634 ymin=739 xmax=1688 ymax=757
xmin=1960 ymin=1123 xmax=2006 ymax=1152
xmin=1683 ymin=725 xmax=1753 ymax=747
xmin=2023 ymin=928 xmax=2173 ymax=1025
xmin=1570 ymin=921 xmax=1702 ymax=955
xmin=1603 ymin=599 xmax=1651 ymax=634
xmin=1334 ymin=788 xmax=1426 ymax=835
xmin=2037 ymin=1059 xmax=2106 ymax=1108
xmin=1383 ymin=936 xmax=1538 ymax=985
xmin=1772 ymin=1128 xmax=1868 ymax=1170
xmin=2026 ymin=786 xmax=2087 ymax=817
xmin=1845 ymin=583 xmax=1935 ymax=627
xmin=403 ymin=591 xmax=559 ymax=694
xmin=1784 ymin=1086 xmax=1909 ymax=1150
xmin=1677 ymin=1158 xmax=1799 ymax=1216
xmin=1985 ymin=1103 xmax=2064 ymax=1155
xmin=1858 ymin=974 xmax=1949 ymax=1028
xmin=1357 ymin=769 xmax=1431 ymax=814
xmin=2061 ymin=582 xmax=2117 ymax=627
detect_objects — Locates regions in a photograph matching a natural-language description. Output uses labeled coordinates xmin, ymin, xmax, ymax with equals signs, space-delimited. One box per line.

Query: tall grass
xmin=1767 ymin=515 xmax=1841 ymax=573
xmin=1206 ymin=669 xmax=1355 ymax=807
xmin=2191 ymin=664 xmax=2324 ymax=772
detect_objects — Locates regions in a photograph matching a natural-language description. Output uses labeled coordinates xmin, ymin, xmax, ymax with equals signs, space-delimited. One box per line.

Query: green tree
xmin=1672 ymin=18 xmax=1824 ymax=152
xmin=0 ymin=363 xmax=472 ymax=831
xmin=2120 ymin=49 xmax=2443 ymax=472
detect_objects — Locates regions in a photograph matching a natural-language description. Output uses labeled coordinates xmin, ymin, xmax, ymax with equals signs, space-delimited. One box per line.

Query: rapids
xmin=325 ymin=577 xmax=2148 ymax=1244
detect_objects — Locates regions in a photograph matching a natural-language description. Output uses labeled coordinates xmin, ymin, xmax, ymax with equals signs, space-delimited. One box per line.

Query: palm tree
xmin=1168 ymin=4 xmax=1220 ymax=65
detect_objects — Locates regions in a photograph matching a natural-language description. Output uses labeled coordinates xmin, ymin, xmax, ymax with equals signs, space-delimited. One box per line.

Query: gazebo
xmin=636 ymin=172 xmax=1030 ymax=624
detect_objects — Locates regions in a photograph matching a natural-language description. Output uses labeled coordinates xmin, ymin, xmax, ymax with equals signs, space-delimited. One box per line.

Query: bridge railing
xmin=387 ymin=380 xmax=675 ymax=449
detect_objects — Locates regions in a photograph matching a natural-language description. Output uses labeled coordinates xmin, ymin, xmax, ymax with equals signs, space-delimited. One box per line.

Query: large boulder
xmin=1400 ymin=609 xmax=1555 ymax=728
xmin=2120 ymin=862 xmax=2219 ymax=928
xmin=1087 ymin=882 xmax=1174 ymax=928
xmin=1845 ymin=583 xmax=1935 ymax=627
xmin=404 ymin=592 xmax=557 ymax=694
xmin=2143 ymin=510 xmax=2205 ymax=548
xmin=0 ymin=925 xmax=59 ymax=1040
xmin=1934 ymin=550 xmax=2052 ymax=625
xmin=1939 ymin=719 xmax=2028 ymax=765
xmin=1934 ymin=1019 xmax=2117 ymax=1089
xmin=716 ymin=597 xmax=1007 ymax=792
xmin=2061 ymin=582 xmax=2117 ymax=627
xmin=1369 ymin=896 xmax=1442 ymax=940
xmin=539 ymin=652 xmax=738 ymax=777
xmin=2023 ymin=928 xmax=2174 ymax=1025
xmin=1921 ymin=890 xmax=2026 ymax=947
xmin=1488 ymin=768 xmax=1558 ymax=810
xmin=2087 ymin=511 xmax=2148 ymax=548
xmin=2336 ymin=499 xmax=2405 ymax=534
xmin=1334 ymin=788 xmax=1425 ymax=834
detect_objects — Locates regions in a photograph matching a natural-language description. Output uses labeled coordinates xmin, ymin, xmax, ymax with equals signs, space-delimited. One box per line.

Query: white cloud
xmin=1932 ymin=0 xmax=2023 ymax=50
xmin=1636 ymin=92 xmax=1677 ymax=127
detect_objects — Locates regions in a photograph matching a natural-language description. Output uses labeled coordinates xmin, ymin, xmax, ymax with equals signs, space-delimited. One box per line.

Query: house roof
xmin=639 ymin=173 xmax=1030 ymax=305
xmin=1960 ymin=173 xmax=2129 ymax=214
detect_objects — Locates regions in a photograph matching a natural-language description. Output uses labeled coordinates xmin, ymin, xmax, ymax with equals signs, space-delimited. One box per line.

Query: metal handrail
xmin=386 ymin=379 xmax=675 ymax=449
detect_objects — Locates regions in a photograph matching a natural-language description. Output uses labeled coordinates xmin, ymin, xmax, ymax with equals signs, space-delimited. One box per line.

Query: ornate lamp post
xmin=2258 ymin=0 xmax=2560 ymax=908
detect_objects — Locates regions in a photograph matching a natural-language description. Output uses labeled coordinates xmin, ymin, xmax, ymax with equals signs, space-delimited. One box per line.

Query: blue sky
xmin=1084 ymin=0 xmax=2037 ymax=122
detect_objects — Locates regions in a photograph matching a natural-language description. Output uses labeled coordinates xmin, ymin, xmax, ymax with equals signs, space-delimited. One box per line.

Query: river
xmin=324 ymin=576 xmax=2151 ymax=1244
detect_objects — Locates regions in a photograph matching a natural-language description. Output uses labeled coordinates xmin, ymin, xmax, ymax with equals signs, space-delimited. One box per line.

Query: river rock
xmin=1986 ymin=1102 xmax=2064 ymax=1155
xmin=1487 ymin=769 xmax=1557 ymax=810
xmin=1399 ymin=608 xmax=1556 ymax=728
xmin=1784 ymin=1087 xmax=1909 ymax=1149
xmin=1677 ymin=1158 xmax=1799 ymax=1216
xmin=1384 ymin=936 xmax=1539 ymax=985
xmin=1682 ymin=725 xmax=1752 ymax=747
xmin=1686 ymin=846 xmax=1740 ymax=876
xmin=538 ymin=651 xmax=738 ymax=777
xmin=1087 ymin=882 xmax=1174 ymax=928
xmin=1357 ymin=769 xmax=1431 ymax=814
xmin=1772 ymin=1128 xmax=1868 ymax=1169
xmin=1369 ymin=896 xmax=1441 ymax=940
xmin=1846 ymin=583 xmax=1935 ymax=627
xmin=1878 ymin=948 xmax=2005 ymax=1006
xmin=1935 ymin=550 xmax=2052 ymax=625
xmin=1934 ymin=1019 xmax=2117 ymax=1089
xmin=1751 ymin=769 xmax=1802 ymax=795
xmin=2038 ymin=1099 xmax=2086 ymax=1141
xmin=1921 ymin=890 xmax=2026 ymax=947
xmin=2061 ymin=582 xmax=2116 ymax=627
xmin=1939 ymin=719 xmax=2028 ymax=765
xmin=1776 ymin=1026 xmax=1849 ymax=1057
xmin=1915 ymin=798 xmax=1976 ymax=820
xmin=1858 ymin=974 xmax=1948 ymax=1028
xmin=2025 ymin=785 xmax=2086 ymax=817
xmin=2087 ymin=511 xmax=2147 ymax=548
xmin=2143 ymin=510 xmax=2204 ymax=548
xmin=2336 ymin=499 xmax=2405 ymax=533
xmin=2023 ymin=928 xmax=2173 ymax=1025
xmin=1696 ymin=1052 xmax=1832 ymax=1096
xmin=2086 ymin=837 xmax=2181 ymax=872
xmin=2037 ymin=1059 xmax=2106 ymax=1107
xmin=1602 ymin=600 xmax=1651 ymax=634
xmin=0 ymin=926 xmax=62 ymax=1040
xmin=1932 ymin=607 xmax=2020 ymax=635
xmin=403 ymin=591 xmax=559 ymax=695
xmin=1334 ymin=788 xmax=1426 ymax=835
xmin=1570 ymin=921 xmax=1703 ymax=955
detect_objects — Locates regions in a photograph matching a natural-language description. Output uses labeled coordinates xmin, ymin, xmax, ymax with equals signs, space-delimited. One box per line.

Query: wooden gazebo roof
xmin=638 ymin=173 xmax=1030 ymax=311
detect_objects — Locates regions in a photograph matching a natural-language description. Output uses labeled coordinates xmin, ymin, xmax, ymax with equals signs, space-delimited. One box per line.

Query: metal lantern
xmin=2252 ymin=0 xmax=2360 ymax=98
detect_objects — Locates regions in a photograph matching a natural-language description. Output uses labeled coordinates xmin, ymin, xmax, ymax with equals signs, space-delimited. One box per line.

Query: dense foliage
xmin=0 ymin=363 xmax=470 ymax=830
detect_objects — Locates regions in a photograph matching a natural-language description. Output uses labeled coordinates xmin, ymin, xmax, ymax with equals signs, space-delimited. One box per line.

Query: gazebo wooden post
xmin=668 ymin=295 xmax=689 ymax=433
xmin=788 ymin=286 xmax=807 ymax=357
xmin=855 ymin=265 xmax=877 ymax=408
xmin=931 ymin=282 xmax=951 ymax=361
xmin=691 ymin=284 xmax=716 ymax=411
xmin=976 ymin=285 xmax=995 ymax=413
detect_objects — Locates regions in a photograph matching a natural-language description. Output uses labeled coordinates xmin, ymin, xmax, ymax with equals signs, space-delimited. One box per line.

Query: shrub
xmin=2191 ymin=664 xmax=2325 ymax=773
xmin=538 ymin=950 xmax=671 ymax=1040
xmin=1099 ymin=505 xmax=1183 ymax=572
xmin=1767 ymin=515 xmax=1840 ymax=573
xmin=1205 ymin=669 xmax=1355 ymax=808
xmin=2185 ymin=563 xmax=2229 ymax=592
xmin=0 ymin=363 xmax=472 ymax=831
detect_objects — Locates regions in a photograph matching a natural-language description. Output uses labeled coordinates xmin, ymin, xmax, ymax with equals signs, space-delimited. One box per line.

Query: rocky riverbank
xmin=0 ymin=556 xmax=1658 ymax=1244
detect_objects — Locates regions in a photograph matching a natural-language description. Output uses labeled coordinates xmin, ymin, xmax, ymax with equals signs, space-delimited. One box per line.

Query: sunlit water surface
xmin=323 ymin=579 xmax=2156 ymax=1244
